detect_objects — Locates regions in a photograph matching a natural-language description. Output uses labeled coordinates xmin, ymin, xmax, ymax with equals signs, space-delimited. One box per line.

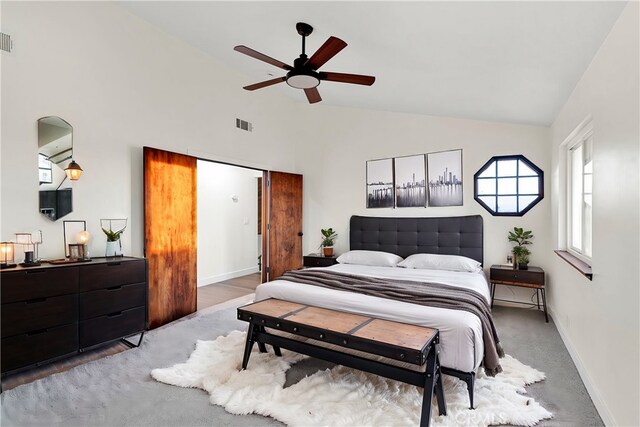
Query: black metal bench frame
xmin=238 ymin=307 xmax=446 ymax=427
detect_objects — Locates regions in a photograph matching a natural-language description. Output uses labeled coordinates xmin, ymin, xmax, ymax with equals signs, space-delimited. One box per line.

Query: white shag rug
xmin=152 ymin=330 xmax=552 ymax=427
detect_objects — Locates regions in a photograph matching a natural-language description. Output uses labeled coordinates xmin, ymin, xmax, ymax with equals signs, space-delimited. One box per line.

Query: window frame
xmin=473 ymin=154 xmax=544 ymax=216
xmin=566 ymin=122 xmax=593 ymax=263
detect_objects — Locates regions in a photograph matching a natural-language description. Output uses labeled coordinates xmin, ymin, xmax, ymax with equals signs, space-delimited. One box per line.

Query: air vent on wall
xmin=1 ymin=32 xmax=12 ymax=53
xmin=236 ymin=118 xmax=253 ymax=132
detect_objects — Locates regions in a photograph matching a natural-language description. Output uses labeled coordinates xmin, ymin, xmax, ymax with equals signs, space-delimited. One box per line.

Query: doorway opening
xmin=196 ymin=160 xmax=263 ymax=311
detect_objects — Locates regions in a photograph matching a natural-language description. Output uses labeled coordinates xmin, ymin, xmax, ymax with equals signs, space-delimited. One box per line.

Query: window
xmin=474 ymin=155 xmax=543 ymax=216
xmin=567 ymin=127 xmax=593 ymax=260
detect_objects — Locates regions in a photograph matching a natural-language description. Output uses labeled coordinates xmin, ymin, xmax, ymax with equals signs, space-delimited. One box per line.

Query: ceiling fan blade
xmin=234 ymin=45 xmax=292 ymax=70
xmin=306 ymin=37 xmax=347 ymax=70
xmin=243 ymin=77 xmax=286 ymax=91
xmin=320 ymin=72 xmax=376 ymax=86
xmin=304 ymin=87 xmax=322 ymax=104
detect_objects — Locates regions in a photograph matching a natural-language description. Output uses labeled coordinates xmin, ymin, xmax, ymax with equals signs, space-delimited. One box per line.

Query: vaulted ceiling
xmin=120 ymin=1 xmax=626 ymax=126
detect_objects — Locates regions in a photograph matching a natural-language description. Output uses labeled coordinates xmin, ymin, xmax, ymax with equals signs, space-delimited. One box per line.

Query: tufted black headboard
xmin=349 ymin=215 xmax=484 ymax=265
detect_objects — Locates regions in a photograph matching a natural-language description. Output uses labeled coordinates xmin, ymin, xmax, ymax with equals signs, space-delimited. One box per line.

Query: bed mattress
xmin=254 ymin=263 xmax=491 ymax=373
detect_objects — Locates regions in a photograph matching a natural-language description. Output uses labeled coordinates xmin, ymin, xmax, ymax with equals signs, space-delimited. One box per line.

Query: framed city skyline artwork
xmin=427 ymin=149 xmax=463 ymax=207
xmin=394 ymin=154 xmax=426 ymax=208
xmin=366 ymin=158 xmax=394 ymax=208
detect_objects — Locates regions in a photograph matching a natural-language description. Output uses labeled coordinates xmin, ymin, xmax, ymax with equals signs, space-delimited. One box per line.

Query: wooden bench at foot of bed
xmin=237 ymin=298 xmax=446 ymax=427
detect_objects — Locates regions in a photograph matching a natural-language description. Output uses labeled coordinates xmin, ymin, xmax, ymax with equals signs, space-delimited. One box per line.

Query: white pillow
xmin=397 ymin=253 xmax=481 ymax=273
xmin=336 ymin=250 xmax=404 ymax=267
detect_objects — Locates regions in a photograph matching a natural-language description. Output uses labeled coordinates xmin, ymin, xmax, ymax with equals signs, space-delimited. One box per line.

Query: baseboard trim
xmin=548 ymin=306 xmax=616 ymax=426
xmin=197 ymin=266 xmax=259 ymax=287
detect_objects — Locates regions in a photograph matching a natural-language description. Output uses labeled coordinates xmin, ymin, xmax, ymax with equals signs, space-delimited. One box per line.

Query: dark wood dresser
xmin=1 ymin=257 xmax=148 ymax=375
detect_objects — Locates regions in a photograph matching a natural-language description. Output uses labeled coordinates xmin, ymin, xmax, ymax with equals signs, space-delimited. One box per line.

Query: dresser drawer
xmin=2 ymin=294 xmax=77 ymax=338
xmin=490 ymin=268 xmax=544 ymax=286
xmin=1 ymin=323 xmax=78 ymax=373
xmin=1 ymin=267 xmax=78 ymax=304
xmin=79 ymin=282 xmax=146 ymax=320
xmin=79 ymin=259 xmax=146 ymax=292
xmin=79 ymin=306 xmax=145 ymax=349
xmin=303 ymin=256 xmax=338 ymax=268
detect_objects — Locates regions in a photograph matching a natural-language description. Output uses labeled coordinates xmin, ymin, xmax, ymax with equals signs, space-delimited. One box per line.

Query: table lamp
xmin=0 ymin=242 xmax=16 ymax=269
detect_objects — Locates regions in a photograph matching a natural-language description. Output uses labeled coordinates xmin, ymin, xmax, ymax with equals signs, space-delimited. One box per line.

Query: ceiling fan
xmin=234 ymin=22 xmax=375 ymax=104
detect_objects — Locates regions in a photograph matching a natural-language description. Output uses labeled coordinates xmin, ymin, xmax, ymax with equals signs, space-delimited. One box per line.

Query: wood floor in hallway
xmin=197 ymin=273 xmax=261 ymax=311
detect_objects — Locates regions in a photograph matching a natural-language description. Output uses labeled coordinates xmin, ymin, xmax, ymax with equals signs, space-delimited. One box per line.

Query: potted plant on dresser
xmin=508 ymin=227 xmax=533 ymax=270
xmin=320 ymin=228 xmax=337 ymax=257
xmin=102 ymin=226 xmax=125 ymax=257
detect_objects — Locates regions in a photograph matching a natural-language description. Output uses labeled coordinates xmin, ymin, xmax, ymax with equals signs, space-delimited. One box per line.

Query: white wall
xmin=1 ymin=2 xmax=299 ymax=259
xmin=197 ymin=160 xmax=261 ymax=286
xmin=548 ymin=3 xmax=639 ymax=426
xmin=295 ymin=107 xmax=551 ymax=303
xmin=2 ymin=4 xmax=638 ymax=424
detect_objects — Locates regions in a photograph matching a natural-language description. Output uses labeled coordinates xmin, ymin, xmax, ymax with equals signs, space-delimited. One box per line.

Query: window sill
xmin=554 ymin=250 xmax=592 ymax=280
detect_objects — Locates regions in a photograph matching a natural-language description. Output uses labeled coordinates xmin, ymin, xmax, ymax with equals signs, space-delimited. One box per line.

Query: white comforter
xmin=254 ymin=264 xmax=491 ymax=373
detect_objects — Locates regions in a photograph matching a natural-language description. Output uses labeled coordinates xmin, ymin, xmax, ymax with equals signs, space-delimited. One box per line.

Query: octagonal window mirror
xmin=474 ymin=155 xmax=543 ymax=216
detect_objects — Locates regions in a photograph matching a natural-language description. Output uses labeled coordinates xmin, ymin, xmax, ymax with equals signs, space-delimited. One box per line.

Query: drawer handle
xmin=107 ymin=311 xmax=123 ymax=318
xmin=107 ymin=262 xmax=122 ymax=266
xmin=25 ymin=297 xmax=47 ymax=304
xmin=107 ymin=285 xmax=123 ymax=291
xmin=25 ymin=270 xmax=47 ymax=274
xmin=27 ymin=328 xmax=48 ymax=336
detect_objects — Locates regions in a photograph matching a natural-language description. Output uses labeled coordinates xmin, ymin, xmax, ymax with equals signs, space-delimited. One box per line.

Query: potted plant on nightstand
xmin=508 ymin=227 xmax=533 ymax=270
xmin=320 ymin=228 xmax=337 ymax=257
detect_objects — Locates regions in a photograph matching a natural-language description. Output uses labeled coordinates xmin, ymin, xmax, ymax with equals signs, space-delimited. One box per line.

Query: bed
xmin=254 ymin=215 xmax=489 ymax=407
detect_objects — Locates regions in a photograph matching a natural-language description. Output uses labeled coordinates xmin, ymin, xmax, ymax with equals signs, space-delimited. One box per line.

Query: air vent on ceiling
xmin=1 ymin=32 xmax=12 ymax=53
xmin=236 ymin=118 xmax=252 ymax=132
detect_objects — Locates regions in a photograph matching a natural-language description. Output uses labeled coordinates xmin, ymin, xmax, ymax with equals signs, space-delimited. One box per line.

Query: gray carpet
xmin=1 ymin=297 xmax=602 ymax=426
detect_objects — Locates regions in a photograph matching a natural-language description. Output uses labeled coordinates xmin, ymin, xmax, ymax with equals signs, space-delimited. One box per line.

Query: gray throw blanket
xmin=281 ymin=269 xmax=504 ymax=376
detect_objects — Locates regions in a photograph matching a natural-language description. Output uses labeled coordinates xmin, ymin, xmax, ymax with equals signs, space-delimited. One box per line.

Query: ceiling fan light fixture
xmin=286 ymin=70 xmax=320 ymax=89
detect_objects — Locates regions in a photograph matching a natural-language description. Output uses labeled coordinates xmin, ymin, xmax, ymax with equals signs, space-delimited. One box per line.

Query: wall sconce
xmin=64 ymin=160 xmax=83 ymax=181
xmin=0 ymin=242 xmax=16 ymax=269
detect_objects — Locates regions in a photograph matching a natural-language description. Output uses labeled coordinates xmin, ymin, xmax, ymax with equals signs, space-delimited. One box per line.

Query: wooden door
xmin=264 ymin=171 xmax=303 ymax=281
xmin=144 ymin=147 xmax=197 ymax=329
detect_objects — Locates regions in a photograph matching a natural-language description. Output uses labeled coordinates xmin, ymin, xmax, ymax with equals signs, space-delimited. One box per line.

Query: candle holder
xmin=15 ymin=232 xmax=41 ymax=267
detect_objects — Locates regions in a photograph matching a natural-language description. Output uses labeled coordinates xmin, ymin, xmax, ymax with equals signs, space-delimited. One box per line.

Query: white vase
xmin=105 ymin=240 xmax=123 ymax=257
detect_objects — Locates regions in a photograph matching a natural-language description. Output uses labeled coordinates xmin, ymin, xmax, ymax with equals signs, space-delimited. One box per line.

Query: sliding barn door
xmin=144 ymin=147 xmax=197 ymax=329
xmin=264 ymin=171 xmax=303 ymax=281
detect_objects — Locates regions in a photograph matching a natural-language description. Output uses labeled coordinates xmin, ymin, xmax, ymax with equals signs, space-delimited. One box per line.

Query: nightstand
xmin=303 ymin=254 xmax=338 ymax=268
xmin=489 ymin=265 xmax=548 ymax=322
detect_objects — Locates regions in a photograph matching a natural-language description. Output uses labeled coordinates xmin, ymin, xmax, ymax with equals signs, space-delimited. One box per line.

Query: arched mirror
xmin=38 ymin=116 xmax=73 ymax=221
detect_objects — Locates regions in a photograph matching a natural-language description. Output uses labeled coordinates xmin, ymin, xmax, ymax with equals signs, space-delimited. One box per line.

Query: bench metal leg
xmin=433 ymin=347 xmax=446 ymax=416
xmin=420 ymin=344 xmax=446 ymax=427
xmin=420 ymin=351 xmax=436 ymax=427
xmin=536 ymin=289 xmax=540 ymax=310
xmin=273 ymin=346 xmax=282 ymax=357
xmin=242 ymin=323 xmax=257 ymax=370
xmin=257 ymin=326 xmax=268 ymax=353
